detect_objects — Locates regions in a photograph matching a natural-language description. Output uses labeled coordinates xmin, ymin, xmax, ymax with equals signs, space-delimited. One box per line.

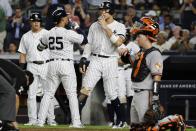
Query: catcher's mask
xmin=99 ymin=1 xmax=115 ymax=15
xmin=130 ymin=17 xmax=159 ymax=42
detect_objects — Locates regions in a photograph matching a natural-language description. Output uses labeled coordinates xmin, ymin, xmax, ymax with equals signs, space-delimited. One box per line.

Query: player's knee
xmin=119 ymin=96 xmax=127 ymax=104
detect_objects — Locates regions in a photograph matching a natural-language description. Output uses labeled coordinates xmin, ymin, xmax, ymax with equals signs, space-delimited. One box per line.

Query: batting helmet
xmin=99 ymin=1 xmax=114 ymax=15
xmin=29 ymin=12 xmax=42 ymax=22
xmin=52 ymin=9 xmax=68 ymax=23
xmin=130 ymin=17 xmax=159 ymax=41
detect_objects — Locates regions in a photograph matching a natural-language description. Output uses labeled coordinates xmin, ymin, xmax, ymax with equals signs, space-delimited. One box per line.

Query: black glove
xmin=120 ymin=53 xmax=130 ymax=64
xmin=79 ymin=57 xmax=88 ymax=73
xmin=19 ymin=63 xmax=26 ymax=70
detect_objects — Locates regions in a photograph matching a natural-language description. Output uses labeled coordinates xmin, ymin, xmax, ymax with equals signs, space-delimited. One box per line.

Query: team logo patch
xmin=155 ymin=63 xmax=162 ymax=70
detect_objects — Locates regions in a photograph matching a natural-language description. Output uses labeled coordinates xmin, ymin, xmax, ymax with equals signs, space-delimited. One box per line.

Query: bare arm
xmin=98 ymin=17 xmax=125 ymax=47
xmin=19 ymin=53 xmax=26 ymax=63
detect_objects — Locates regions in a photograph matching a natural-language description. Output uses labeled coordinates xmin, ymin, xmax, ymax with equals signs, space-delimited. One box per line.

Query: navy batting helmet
xmin=52 ymin=9 xmax=68 ymax=23
xmin=29 ymin=12 xmax=42 ymax=22
xmin=99 ymin=1 xmax=114 ymax=15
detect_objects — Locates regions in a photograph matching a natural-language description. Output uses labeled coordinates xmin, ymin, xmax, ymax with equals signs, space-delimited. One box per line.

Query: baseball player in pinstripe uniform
xmin=36 ymin=9 xmax=87 ymax=128
xmin=78 ymin=1 xmax=126 ymax=127
xmin=18 ymin=12 xmax=56 ymax=126
xmin=120 ymin=17 xmax=162 ymax=130
xmin=105 ymin=43 xmax=140 ymax=127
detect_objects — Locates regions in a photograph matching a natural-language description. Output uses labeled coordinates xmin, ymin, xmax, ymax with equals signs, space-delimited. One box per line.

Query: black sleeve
xmin=75 ymin=28 xmax=88 ymax=45
xmin=0 ymin=59 xmax=27 ymax=88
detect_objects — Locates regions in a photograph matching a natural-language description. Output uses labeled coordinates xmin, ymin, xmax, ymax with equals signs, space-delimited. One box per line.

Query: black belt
xmin=31 ymin=61 xmax=48 ymax=65
xmin=49 ymin=58 xmax=72 ymax=62
xmin=92 ymin=53 xmax=110 ymax=58
xmin=134 ymin=89 xmax=147 ymax=93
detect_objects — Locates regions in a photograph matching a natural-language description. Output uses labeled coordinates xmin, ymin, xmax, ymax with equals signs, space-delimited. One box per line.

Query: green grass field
xmin=18 ymin=125 xmax=196 ymax=130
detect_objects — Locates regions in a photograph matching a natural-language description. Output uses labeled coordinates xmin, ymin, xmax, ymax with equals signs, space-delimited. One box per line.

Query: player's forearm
xmin=82 ymin=43 xmax=91 ymax=59
xmin=103 ymin=27 xmax=124 ymax=47
xmin=19 ymin=53 xmax=26 ymax=69
xmin=19 ymin=53 xmax=26 ymax=64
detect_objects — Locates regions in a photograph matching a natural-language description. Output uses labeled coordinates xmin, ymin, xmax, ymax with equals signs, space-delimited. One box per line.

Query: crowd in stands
xmin=0 ymin=0 xmax=196 ymax=55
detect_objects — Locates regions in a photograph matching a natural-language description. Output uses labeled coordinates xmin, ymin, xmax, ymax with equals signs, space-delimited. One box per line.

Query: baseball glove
xmin=120 ymin=53 xmax=131 ymax=64
xmin=143 ymin=101 xmax=164 ymax=126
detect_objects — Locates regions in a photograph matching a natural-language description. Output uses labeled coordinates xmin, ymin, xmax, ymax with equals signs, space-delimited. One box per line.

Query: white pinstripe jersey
xmin=18 ymin=29 xmax=49 ymax=62
xmin=88 ymin=20 xmax=126 ymax=56
xmin=40 ymin=27 xmax=84 ymax=60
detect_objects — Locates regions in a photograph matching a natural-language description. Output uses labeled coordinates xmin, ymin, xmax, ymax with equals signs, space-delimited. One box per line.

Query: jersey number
xmin=49 ymin=37 xmax=63 ymax=50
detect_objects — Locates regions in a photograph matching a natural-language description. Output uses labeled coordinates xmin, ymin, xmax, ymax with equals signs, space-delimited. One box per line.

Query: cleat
xmin=69 ymin=124 xmax=84 ymax=128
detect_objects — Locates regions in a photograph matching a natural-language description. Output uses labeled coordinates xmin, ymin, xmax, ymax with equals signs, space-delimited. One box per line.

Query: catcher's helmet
xmin=29 ymin=12 xmax=42 ymax=22
xmin=130 ymin=17 xmax=159 ymax=41
xmin=52 ymin=9 xmax=68 ymax=23
xmin=99 ymin=1 xmax=114 ymax=15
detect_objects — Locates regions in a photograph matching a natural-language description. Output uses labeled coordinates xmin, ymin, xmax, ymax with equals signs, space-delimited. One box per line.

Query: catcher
xmin=120 ymin=17 xmax=186 ymax=131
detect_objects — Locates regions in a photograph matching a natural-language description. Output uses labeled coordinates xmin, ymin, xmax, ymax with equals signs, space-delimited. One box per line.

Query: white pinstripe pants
xmin=27 ymin=63 xmax=55 ymax=122
xmin=38 ymin=60 xmax=81 ymax=125
xmin=82 ymin=56 xmax=118 ymax=101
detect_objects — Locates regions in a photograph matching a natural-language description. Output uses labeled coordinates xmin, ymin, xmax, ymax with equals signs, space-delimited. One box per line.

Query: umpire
xmin=0 ymin=59 xmax=33 ymax=131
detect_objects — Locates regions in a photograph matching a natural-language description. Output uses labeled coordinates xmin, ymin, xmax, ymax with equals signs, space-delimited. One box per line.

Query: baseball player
xmin=105 ymin=42 xmax=140 ymax=128
xmin=18 ymin=12 xmax=56 ymax=126
xmin=78 ymin=1 xmax=126 ymax=127
xmin=36 ymin=9 xmax=87 ymax=128
xmin=120 ymin=17 xmax=163 ymax=130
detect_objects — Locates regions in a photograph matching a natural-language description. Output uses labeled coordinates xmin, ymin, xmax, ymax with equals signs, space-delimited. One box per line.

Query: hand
xmin=118 ymin=48 xmax=129 ymax=56
xmin=98 ymin=16 xmax=107 ymax=29
xmin=69 ymin=20 xmax=80 ymax=30
xmin=79 ymin=57 xmax=88 ymax=74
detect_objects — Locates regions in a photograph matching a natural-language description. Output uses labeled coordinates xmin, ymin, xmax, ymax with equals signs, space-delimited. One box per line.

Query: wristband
xmin=110 ymin=34 xmax=119 ymax=44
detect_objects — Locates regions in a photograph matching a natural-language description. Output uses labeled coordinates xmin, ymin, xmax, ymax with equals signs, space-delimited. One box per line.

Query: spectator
xmin=145 ymin=10 xmax=157 ymax=20
xmin=64 ymin=3 xmax=80 ymax=25
xmin=158 ymin=7 xmax=170 ymax=24
xmin=81 ymin=14 xmax=93 ymax=35
xmin=152 ymin=31 xmax=170 ymax=52
xmin=6 ymin=6 xmax=30 ymax=50
xmin=73 ymin=0 xmax=87 ymax=27
xmin=167 ymin=25 xmax=182 ymax=44
xmin=114 ymin=0 xmax=132 ymax=10
xmin=123 ymin=5 xmax=139 ymax=28
xmin=180 ymin=0 xmax=196 ymax=30
xmin=26 ymin=0 xmax=48 ymax=19
xmin=0 ymin=0 xmax=13 ymax=53
xmin=189 ymin=21 xmax=196 ymax=49
xmin=170 ymin=29 xmax=192 ymax=51
xmin=8 ymin=42 xmax=18 ymax=55
xmin=159 ymin=14 xmax=175 ymax=31
xmin=85 ymin=0 xmax=106 ymax=10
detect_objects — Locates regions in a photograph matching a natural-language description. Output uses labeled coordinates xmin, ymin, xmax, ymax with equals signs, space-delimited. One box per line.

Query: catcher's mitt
xmin=143 ymin=101 xmax=165 ymax=126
